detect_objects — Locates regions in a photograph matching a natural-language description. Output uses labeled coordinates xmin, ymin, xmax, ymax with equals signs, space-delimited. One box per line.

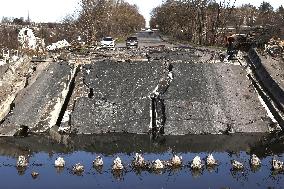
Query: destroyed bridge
xmin=0 ymin=31 xmax=284 ymax=137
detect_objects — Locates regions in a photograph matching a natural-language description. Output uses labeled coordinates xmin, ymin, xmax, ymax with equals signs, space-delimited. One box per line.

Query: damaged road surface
xmin=163 ymin=61 xmax=272 ymax=135
xmin=70 ymin=60 xmax=164 ymax=134
xmin=0 ymin=32 xmax=281 ymax=136
xmin=65 ymin=50 xmax=272 ymax=135
xmin=0 ymin=62 xmax=77 ymax=136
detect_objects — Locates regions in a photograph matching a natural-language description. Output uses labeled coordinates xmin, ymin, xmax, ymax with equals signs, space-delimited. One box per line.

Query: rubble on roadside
xmin=18 ymin=28 xmax=37 ymax=50
xmin=264 ymin=37 xmax=284 ymax=57
xmin=46 ymin=39 xmax=71 ymax=51
xmin=18 ymin=28 xmax=46 ymax=54
xmin=0 ymin=49 xmax=20 ymax=64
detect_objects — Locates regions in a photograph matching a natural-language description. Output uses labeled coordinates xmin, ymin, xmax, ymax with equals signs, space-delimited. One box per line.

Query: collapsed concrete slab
xmin=0 ymin=58 xmax=33 ymax=122
xmin=68 ymin=54 xmax=272 ymax=135
xmin=0 ymin=62 xmax=76 ymax=136
xmin=0 ymin=45 xmax=276 ymax=136
xmin=163 ymin=62 xmax=272 ymax=135
xmin=246 ymin=49 xmax=284 ymax=127
xmin=70 ymin=60 xmax=163 ymax=134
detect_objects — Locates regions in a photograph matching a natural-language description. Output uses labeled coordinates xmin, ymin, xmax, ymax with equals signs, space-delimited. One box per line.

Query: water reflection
xmin=16 ymin=166 xmax=27 ymax=175
xmin=250 ymin=165 xmax=261 ymax=173
xmin=0 ymin=133 xmax=283 ymax=188
xmin=191 ymin=169 xmax=203 ymax=178
xmin=93 ymin=165 xmax=103 ymax=174
xmin=55 ymin=167 xmax=64 ymax=174
xmin=112 ymin=169 xmax=125 ymax=181
xmin=1 ymin=133 xmax=282 ymax=156
xmin=206 ymin=165 xmax=218 ymax=173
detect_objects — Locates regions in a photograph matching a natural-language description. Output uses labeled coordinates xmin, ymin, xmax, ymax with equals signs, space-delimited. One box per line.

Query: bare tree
xmin=150 ymin=0 xmax=282 ymax=46
xmin=74 ymin=0 xmax=145 ymax=44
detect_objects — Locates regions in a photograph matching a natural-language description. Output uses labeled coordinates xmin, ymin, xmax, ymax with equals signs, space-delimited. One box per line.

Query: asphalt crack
xmin=150 ymin=62 xmax=173 ymax=138
xmin=55 ymin=65 xmax=80 ymax=127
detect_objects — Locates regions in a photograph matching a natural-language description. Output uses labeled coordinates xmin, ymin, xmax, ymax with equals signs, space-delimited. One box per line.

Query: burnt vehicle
xmin=126 ymin=36 xmax=138 ymax=48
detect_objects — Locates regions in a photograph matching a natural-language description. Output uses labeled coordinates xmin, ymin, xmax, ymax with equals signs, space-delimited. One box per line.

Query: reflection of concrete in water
xmin=132 ymin=166 xmax=150 ymax=176
xmin=191 ymin=169 xmax=203 ymax=178
xmin=152 ymin=169 xmax=165 ymax=175
xmin=0 ymin=133 xmax=284 ymax=158
xmin=271 ymin=170 xmax=284 ymax=176
xmin=93 ymin=166 xmax=103 ymax=174
xmin=112 ymin=170 xmax=124 ymax=181
xmin=17 ymin=167 xmax=27 ymax=176
xmin=206 ymin=165 xmax=218 ymax=173
xmin=250 ymin=165 xmax=261 ymax=173
xmin=132 ymin=168 xmax=143 ymax=176
xmin=169 ymin=167 xmax=182 ymax=175
xmin=55 ymin=167 xmax=64 ymax=174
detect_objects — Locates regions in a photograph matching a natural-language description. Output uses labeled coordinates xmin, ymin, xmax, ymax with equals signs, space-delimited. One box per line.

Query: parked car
xmin=100 ymin=37 xmax=115 ymax=49
xmin=126 ymin=36 xmax=138 ymax=48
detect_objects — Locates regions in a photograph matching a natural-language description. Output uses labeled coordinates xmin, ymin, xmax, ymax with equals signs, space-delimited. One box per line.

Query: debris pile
xmin=250 ymin=154 xmax=261 ymax=167
xmin=93 ymin=156 xmax=104 ymax=167
xmin=46 ymin=39 xmax=70 ymax=51
xmin=72 ymin=163 xmax=84 ymax=175
xmin=206 ymin=154 xmax=218 ymax=167
xmin=0 ymin=49 xmax=19 ymax=65
xmin=265 ymin=38 xmax=284 ymax=57
xmin=18 ymin=28 xmax=45 ymax=54
xmin=18 ymin=28 xmax=37 ymax=50
xmin=272 ymin=157 xmax=284 ymax=171
xmin=152 ymin=159 xmax=164 ymax=170
xmin=191 ymin=156 xmax=203 ymax=170
xmin=132 ymin=153 xmax=148 ymax=168
xmin=16 ymin=155 xmax=28 ymax=167
xmin=112 ymin=157 xmax=124 ymax=170
xmin=231 ymin=160 xmax=244 ymax=170
xmin=169 ymin=155 xmax=182 ymax=167
xmin=31 ymin=171 xmax=39 ymax=179
xmin=55 ymin=157 xmax=65 ymax=167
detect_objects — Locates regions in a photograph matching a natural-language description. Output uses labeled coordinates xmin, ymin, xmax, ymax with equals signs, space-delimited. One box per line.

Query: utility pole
xmin=27 ymin=10 xmax=30 ymax=24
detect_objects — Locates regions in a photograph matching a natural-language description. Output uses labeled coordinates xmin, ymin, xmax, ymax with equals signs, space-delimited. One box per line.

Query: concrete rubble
xmin=245 ymin=49 xmax=284 ymax=127
xmin=46 ymin=39 xmax=71 ymax=51
xmin=0 ymin=57 xmax=33 ymax=123
xmin=18 ymin=28 xmax=45 ymax=53
xmin=264 ymin=38 xmax=284 ymax=57
xmin=18 ymin=28 xmax=37 ymax=50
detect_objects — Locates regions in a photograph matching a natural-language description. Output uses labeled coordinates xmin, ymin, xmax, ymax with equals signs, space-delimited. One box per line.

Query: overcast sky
xmin=0 ymin=0 xmax=283 ymax=24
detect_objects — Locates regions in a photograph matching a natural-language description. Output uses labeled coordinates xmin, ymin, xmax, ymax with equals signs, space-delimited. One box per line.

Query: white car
xmin=100 ymin=37 xmax=115 ymax=49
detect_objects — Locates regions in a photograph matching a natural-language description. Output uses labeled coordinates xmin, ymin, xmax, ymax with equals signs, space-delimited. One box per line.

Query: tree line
xmin=61 ymin=0 xmax=145 ymax=44
xmin=150 ymin=0 xmax=284 ymax=46
xmin=0 ymin=0 xmax=145 ymax=50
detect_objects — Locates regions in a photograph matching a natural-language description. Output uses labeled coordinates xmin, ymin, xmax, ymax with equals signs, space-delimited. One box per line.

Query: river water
xmin=0 ymin=133 xmax=283 ymax=189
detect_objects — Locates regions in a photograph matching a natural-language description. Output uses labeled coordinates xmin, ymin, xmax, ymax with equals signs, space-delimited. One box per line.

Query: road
xmin=116 ymin=31 xmax=172 ymax=48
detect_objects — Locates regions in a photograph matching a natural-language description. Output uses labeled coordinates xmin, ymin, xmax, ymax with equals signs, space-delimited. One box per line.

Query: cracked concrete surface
xmin=0 ymin=62 xmax=76 ymax=136
xmin=65 ymin=49 xmax=272 ymax=135
xmin=70 ymin=60 xmax=163 ymax=134
xmin=163 ymin=61 xmax=271 ymax=135
xmin=0 ymin=57 xmax=33 ymax=122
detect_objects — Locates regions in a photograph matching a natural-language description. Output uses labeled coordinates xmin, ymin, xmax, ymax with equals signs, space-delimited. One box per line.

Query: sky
xmin=0 ymin=0 xmax=283 ymax=24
